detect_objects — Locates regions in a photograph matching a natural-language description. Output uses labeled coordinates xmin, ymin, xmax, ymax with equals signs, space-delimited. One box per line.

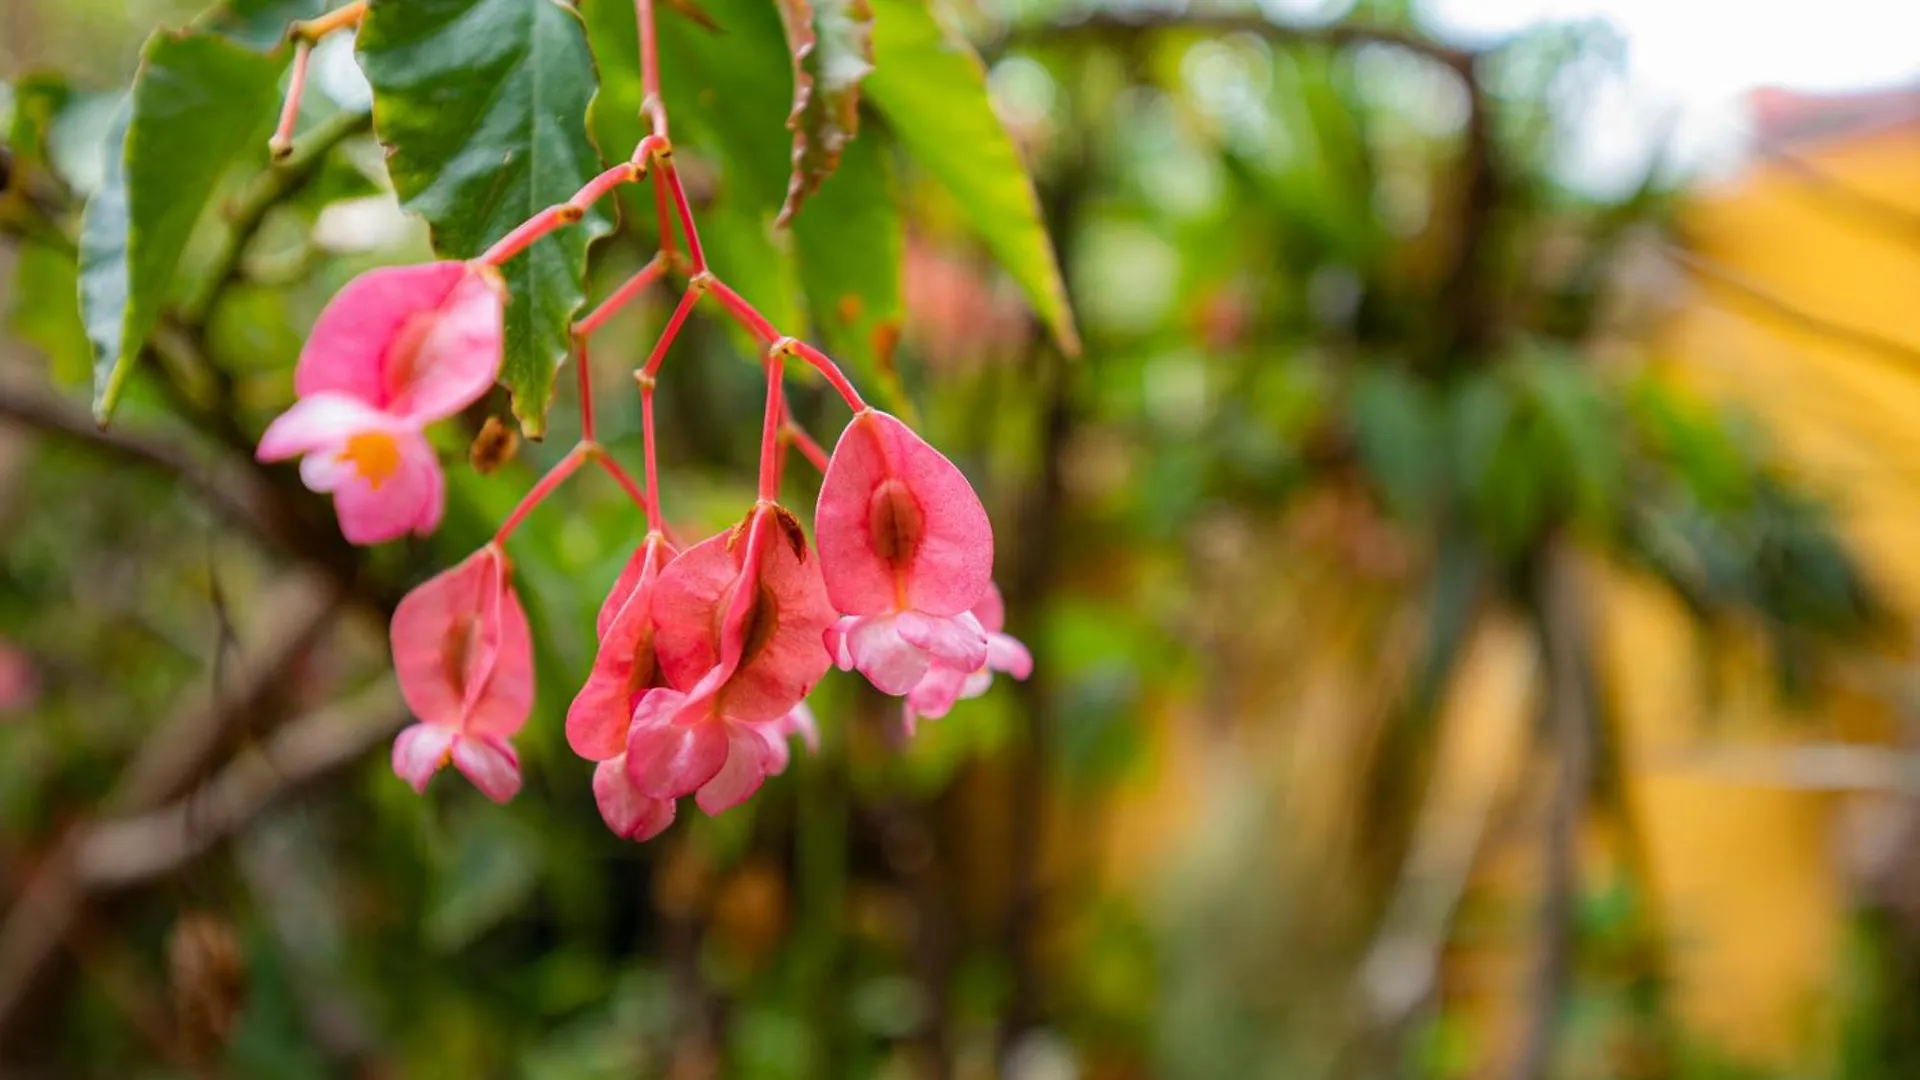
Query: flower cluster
xmin=254 ymin=0 xmax=1027 ymax=840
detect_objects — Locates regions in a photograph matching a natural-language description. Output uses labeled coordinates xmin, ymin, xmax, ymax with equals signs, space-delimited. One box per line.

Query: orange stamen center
xmin=339 ymin=431 xmax=403 ymax=489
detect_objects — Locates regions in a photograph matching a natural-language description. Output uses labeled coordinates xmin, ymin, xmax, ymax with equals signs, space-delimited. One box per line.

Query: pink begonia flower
xmin=389 ymin=544 xmax=533 ymax=803
xmin=625 ymin=505 xmax=835 ymax=814
xmin=899 ymin=583 xmax=1033 ymax=735
xmin=258 ymin=261 xmax=506 ymax=545
xmin=814 ymin=410 xmax=994 ymax=696
xmin=566 ymin=533 xmax=680 ymax=841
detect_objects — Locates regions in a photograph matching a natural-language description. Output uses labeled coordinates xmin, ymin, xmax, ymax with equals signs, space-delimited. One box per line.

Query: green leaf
xmin=78 ymin=31 xmax=285 ymax=422
xmin=791 ymin=125 xmax=902 ymax=390
xmin=198 ymin=0 xmax=328 ymax=52
xmin=7 ymin=243 xmax=89 ymax=386
xmin=774 ymin=0 xmax=874 ymax=225
xmin=863 ymin=0 xmax=1077 ymax=355
xmin=357 ymin=0 xmax=611 ymax=438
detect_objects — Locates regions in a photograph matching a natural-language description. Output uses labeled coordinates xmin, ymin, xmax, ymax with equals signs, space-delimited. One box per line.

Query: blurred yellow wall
xmin=1625 ymin=114 xmax=1920 ymax=1064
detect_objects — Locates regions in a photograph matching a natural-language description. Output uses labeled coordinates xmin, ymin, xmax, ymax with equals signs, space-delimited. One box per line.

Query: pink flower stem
xmin=479 ymin=205 xmax=583 ymax=266
xmin=658 ymin=158 xmax=706 ymax=273
xmin=591 ymin=450 xmax=652 ymax=517
xmin=707 ymin=279 xmax=781 ymax=345
xmin=639 ymin=376 xmax=667 ymax=531
xmin=567 ymin=162 xmax=643 ymax=213
xmin=574 ymin=254 xmax=667 ymax=337
xmin=635 ymin=0 xmax=668 ymax=139
xmin=788 ymin=339 xmax=868 ymax=413
xmin=268 ymin=39 xmax=312 ymax=160
xmin=494 ymin=443 xmax=590 ymax=544
xmin=575 ymin=335 xmax=596 ymax=442
xmin=758 ymin=353 xmax=786 ymax=501
xmin=293 ymin=1 xmax=367 ymax=40
xmin=651 ymin=168 xmax=679 ymax=264
xmin=641 ymin=287 xmax=702 ymax=380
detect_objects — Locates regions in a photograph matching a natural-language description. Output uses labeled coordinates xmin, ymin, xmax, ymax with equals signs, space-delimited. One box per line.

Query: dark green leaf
xmin=863 ymin=0 xmax=1077 ymax=355
xmin=774 ymin=0 xmax=874 ymax=225
xmin=791 ymin=124 xmax=902 ymax=389
xmin=358 ymin=0 xmax=611 ymax=438
xmin=78 ymin=31 xmax=285 ymax=422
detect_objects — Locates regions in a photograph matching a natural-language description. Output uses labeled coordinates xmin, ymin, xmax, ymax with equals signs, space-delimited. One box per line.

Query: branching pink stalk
xmin=268 ymin=1 xmax=368 ymax=159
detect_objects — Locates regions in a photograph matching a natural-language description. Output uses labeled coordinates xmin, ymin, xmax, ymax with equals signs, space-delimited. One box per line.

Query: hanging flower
xmin=257 ymin=261 xmax=505 ymax=544
xmin=814 ymin=410 xmax=994 ymax=696
xmin=625 ymin=505 xmax=834 ymax=813
xmin=389 ymin=544 xmax=533 ymax=802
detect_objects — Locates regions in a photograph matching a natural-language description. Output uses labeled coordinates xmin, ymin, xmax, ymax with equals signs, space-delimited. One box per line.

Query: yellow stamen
xmin=338 ymin=431 xmax=403 ymax=489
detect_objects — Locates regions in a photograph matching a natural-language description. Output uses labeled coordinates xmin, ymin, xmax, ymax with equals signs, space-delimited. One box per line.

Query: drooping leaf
xmin=357 ymin=0 xmax=611 ymax=438
xmin=199 ymin=0 xmax=328 ymax=52
xmin=78 ymin=32 xmax=285 ymax=422
xmin=792 ymin=125 xmax=902 ymax=390
xmin=863 ymin=0 xmax=1078 ymax=355
xmin=774 ymin=0 xmax=874 ymax=225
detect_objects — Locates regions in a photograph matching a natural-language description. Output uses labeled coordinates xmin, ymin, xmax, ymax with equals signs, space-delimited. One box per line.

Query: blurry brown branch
xmin=0 ymin=366 xmax=283 ymax=553
xmin=77 ymin=676 xmax=407 ymax=890
xmin=0 ymin=572 xmax=343 ymax=1046
xmin=1510 ymin=543 xmax=1594 ymax=1080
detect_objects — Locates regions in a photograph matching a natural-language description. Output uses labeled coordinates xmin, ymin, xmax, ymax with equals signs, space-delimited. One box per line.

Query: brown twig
xmin=0 ymin=571 xmax=342 ymax=1044
xmin=77 ymin=677 xmax=407 ymax=890
xmin=1509 ymin=542 xmax=1594 ymax=1080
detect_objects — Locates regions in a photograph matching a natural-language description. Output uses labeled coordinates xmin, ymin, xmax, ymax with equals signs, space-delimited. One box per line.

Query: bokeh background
xmin=5 ymin=0 xmax=1920 ymax=1077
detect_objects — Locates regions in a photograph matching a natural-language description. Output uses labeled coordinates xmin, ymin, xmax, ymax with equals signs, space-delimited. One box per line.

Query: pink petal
xmin=625 ymin=691 xmax=728 ymax=798
xmin=596 ymin=534 xmax=674 ymax=638
xmin=970 ymin=583 xmax=1008 ymax=634
xmin=593 ymin=758 xmax=677 ymax=841
xmin=824 ymin=618 xmax=854 ymax=670
xmin=986 ymin=632 xmax=1033 ymax=681
xmin=896 ymin=610 xmax=989 ymax=672
xmin=959 ymin=667 xmax=995 ymax=700
xmin=451 ymin=734 xmax=521 ymax=803
xmin=296 ymin=261 xmax=504 ymax=422
xmin=815 ymin=410 xmax=993 ymax=618
xmin=392 ymin=552 xmax=496 ymax=728
xmin=330 ymin=429 xmax=444 ymax=545
xmin=390 ymin=546 xmax=532 ymax=740
xmin=257 ymin=392 xmax=391 ymax=462
xmin=567 ymin=540 xmax=672 ymax=761
xmin=462 ymin=576 xmax=534 ymax=740
xmin=391 ymin=723 xmax=456 ymax=794
xmin=905 ymin=663 xmax=972 ymax=723
xmin=844 ymin=614 xmax=931 ymax=695
xmin=653 ymin=509 xmax=835 ymax=724
xmin=694 ymin=723 xmax=775 ymax=816
xmin=783 ymin=701 xmax=820 ymax=755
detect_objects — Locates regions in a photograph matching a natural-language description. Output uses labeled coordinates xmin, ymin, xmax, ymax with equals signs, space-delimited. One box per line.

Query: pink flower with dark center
xmin=567 ymin=533 xmax=679 ymax=840
xmin=624 ymin=505 xmax=835 ymax=814
xmin=389 ymin=544 xmax=533 ymax=803
xmin=815 ymin=410 xmax=994 ymax=696
xmin=258 ymin=261 xmax=506 ymax=545
xmin=900 ymin=583 xmax=1033 ymax=734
